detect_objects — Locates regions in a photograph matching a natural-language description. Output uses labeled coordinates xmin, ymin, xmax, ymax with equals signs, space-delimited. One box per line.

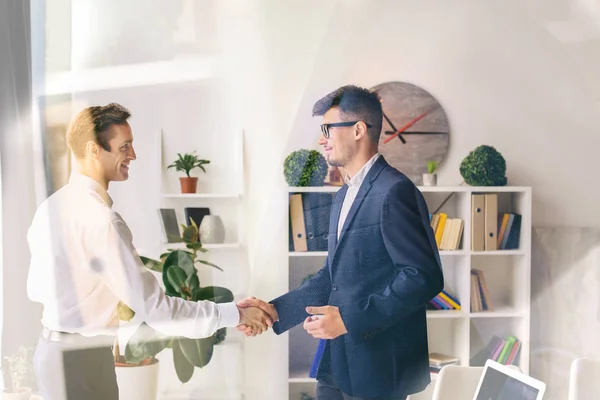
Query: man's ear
xmin=85 ymin=141 xmax=100 ymax=159
xmin=354 ymin=121 xmax=368 ymax=141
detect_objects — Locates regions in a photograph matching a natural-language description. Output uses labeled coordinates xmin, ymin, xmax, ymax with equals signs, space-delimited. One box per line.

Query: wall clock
xmin=371 ymin=81 xmax=450 ymax=185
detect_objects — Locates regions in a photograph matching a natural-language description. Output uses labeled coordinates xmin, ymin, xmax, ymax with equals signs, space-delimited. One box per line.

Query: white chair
xmin=568 ymin=358 xmax=600 ymax=400
xmin=431 ymin=364 xmax=521 ymax=400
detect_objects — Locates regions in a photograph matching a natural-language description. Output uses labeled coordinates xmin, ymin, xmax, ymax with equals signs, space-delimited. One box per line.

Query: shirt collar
xmin=69 ymin=173 xmax=113 ymax=208
xmin=344 ymin=153 xmax=381 ymax=188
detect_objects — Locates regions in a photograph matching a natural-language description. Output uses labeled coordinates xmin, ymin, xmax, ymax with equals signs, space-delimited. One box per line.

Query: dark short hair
xmin=89 ymin=103 xmax=131 ymax=152
xmin=312 ymin=85 xmax=382 ymax=143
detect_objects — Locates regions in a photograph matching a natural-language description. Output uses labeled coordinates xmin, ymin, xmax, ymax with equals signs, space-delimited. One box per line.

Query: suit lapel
xmin=328 ymin=185 xmax=346 ymax=279
xmin=331 ymin=156 xmax=388 ymax=264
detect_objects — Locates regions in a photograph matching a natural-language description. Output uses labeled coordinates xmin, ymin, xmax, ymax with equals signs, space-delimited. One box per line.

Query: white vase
xmin=199 ymin=215 xmax=225 ymax=244
xmin=115 ymin=360 xmax=159 ymax=400
xmin=423 ymin=173 xmax=437 ymax=186
xmin=2 ymin=387 xmax=32 ymax=400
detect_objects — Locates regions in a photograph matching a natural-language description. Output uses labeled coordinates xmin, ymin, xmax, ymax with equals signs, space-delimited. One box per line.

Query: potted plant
xmin=115 ymin=220 xmax=232 ymax=397
xmin=283 ymin=149 xmax=328 ymax=187
xmin=167 ymin=152 xmax=210 ymax=194
xmin=423 ymin=160 xmax=439 ymax=186
xmin=2 ymin=345 xmax=34 ymax=399
xmin=459 ymin=145 xmax=507 ymax=186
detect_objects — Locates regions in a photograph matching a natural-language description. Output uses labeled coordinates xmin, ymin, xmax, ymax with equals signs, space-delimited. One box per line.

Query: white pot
xmin=423 ymin=173 xmax=437 ymax=186
xmin=2 ymin=387 xmax=32 ymax=400
xmin=199 ymin=215 xmax=225 ymax=244
xmin=115 ymin=360 xmax=159 ymax=400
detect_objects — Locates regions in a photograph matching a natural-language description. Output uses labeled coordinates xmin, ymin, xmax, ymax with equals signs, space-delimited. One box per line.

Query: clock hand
xmin=383 ymin=110 xmax=430 ymax=144
xmin=382 ymin=111 xmax=406 ymax=144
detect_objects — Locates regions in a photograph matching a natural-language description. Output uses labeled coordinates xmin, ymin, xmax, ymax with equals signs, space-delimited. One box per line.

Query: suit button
xmin=332 ymin=284 xmax=338 ymax=291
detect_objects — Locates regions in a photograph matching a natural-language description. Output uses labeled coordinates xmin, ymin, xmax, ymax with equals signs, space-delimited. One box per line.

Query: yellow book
xmin=435 ymin=213 xmax=448 ymax=248
xmin=439 ymin=291 xmax=461 ymax=310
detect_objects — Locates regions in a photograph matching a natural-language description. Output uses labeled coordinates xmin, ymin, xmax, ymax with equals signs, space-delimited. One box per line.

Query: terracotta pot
xmin=179 ymin=177 xmax=198 ymax=193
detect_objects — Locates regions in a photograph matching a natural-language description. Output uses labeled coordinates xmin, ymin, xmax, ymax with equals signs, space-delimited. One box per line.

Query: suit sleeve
xmin=270 ymin=258 xmax=331 ymax=334
xmin=339 ymin=179 xmax=444 ymax=344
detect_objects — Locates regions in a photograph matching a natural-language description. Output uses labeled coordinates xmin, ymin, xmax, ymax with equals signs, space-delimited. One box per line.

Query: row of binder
xmin=471 ymin=194 xmax=521 ymax=251
xmin=289 ymin=193 xmax=333 ymax=252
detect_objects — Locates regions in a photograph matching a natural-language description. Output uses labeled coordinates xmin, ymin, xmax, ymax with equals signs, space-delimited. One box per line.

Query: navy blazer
xmin=271 ymin=156 xmax=444 ymax=399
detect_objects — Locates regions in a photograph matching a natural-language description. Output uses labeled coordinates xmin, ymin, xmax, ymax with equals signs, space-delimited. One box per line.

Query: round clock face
xmin=371 ymin=81 xmax=450 ymax=185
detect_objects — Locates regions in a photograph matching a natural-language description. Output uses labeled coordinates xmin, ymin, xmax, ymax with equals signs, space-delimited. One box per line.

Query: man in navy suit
xmin=239 ymin=85 xmax=444 ymax=400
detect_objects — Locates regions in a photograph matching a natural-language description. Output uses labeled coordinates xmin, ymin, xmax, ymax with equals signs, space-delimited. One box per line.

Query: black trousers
xmin=317 ymin=377 xmax=407 ymax=400
xmin=33 ymin=333 xmax=119 ymax=400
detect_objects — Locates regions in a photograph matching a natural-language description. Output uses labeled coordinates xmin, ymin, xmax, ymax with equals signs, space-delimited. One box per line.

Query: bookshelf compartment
xmin=426 ymin=318 xmax=470 ymax=366
xmin=428 ymin=254 xmax=468 ymax=313
xmin=469 ymin=317 xmax=527 ymax=371
xmin=470 ymin=255 xmax=527 ymax=313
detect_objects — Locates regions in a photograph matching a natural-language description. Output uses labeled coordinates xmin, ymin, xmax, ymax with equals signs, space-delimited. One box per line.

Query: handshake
xmin=235 ymin=297 xmax=348 ymax=340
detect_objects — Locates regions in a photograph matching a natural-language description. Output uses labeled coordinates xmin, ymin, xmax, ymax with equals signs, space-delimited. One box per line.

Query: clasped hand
xmin=236 ymin=298 xmax=347 ymax=340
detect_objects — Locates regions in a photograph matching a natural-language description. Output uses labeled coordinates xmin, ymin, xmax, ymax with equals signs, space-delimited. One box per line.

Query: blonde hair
xmin=66 ymin=103 xmax=131 ymax=159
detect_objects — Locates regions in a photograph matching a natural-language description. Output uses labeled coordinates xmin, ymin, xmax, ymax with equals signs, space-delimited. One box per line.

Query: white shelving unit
xmin=285 ymin=185 xmax=532 ymax=400
xmin=156 ymin=129 xmax=247 ymax=400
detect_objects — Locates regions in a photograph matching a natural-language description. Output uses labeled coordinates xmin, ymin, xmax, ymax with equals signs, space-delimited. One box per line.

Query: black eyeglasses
xmin=320 ymin=121 xmax=372 ymax=138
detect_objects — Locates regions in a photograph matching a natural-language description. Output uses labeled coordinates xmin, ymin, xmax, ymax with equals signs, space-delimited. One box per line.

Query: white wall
xmin=33 ymin=0 xmax=600 ymax=399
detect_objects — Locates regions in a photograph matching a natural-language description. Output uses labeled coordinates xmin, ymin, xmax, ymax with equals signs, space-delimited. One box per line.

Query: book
xmin=158 ymin=209 xmax=182 ymax=243
xmin=183 ymin=207 xmax=210 ymax=227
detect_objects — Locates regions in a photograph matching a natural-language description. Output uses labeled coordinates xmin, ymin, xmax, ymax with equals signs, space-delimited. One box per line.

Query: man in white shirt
xmin=27 ymin=103 xmax=270 ymax=400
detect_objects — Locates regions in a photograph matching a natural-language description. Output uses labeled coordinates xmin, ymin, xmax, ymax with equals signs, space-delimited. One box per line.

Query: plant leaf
xmin=181 ymin=225 xmax=198 ymax=243
xmin=173 ymin=339 xmax=194 ymax=383
xmin=140 ymin=256 xmax=163 ymax=273
xmin=167 ymin=266 xmax=188 ymax=293
xmin=178 ymin=336 xmax=214 ymax=368
xmin=163 ymin=250 xmax=196 ymax=276
xmin=186 ymin=242 xmax=204 ymax=251
xmin=186 ymin=273 xmax=200 ymax=290
xmin=196 ymin=259 xmax=223 ymax=272
xmin=124 ymin=322 xmax=169 ymax=364
xmin=193 ymin=286 xmax=234 ymax=303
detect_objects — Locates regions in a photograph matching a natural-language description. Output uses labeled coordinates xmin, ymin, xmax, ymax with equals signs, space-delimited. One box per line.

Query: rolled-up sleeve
xmin=91 ymin=216 xmax=239 ymax=339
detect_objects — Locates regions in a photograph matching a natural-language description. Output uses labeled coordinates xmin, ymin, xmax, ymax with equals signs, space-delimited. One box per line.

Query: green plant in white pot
xmin=423 ymin=160 xmax=439 ymax=186
xmin=2 ymin=345 xmax=35 ymax=399
xmin=115 ymin=220 xmax=232 ymax=398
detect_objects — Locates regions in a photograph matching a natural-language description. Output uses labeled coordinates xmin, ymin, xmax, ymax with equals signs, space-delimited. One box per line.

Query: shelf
xmin=162 ymin=193 xmax=240 ymax=199
xmin=287 ymin=185 xmax=532 ymax=194
xmin=439 ymin=250 xmax=467 ymax=256
xmin=162 ymin=242 xmax=241 ymax=250
xmin=44 ymin=56 xmax=216 ymax=96
xmin=289 ymin=378 xmax=317 ymax=384
xmin=288 ymin=186 xmax=342 ymax=193
xmin=289 ymin=251 xmax=328 ymax=257
xmin=426 ymin=310 xmax=467 ymax=319
xmin=470 ymin=250 xmax=526 ymax=256
xmin=469 ymin=309 xmax=525 ymax=318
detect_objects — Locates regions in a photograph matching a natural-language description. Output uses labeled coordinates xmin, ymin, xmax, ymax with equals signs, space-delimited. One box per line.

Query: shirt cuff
xmin=217 ymin=302 xmax=240 ymax=328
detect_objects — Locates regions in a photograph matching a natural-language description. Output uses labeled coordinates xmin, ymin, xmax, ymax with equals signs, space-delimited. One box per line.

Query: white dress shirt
xmin=27 ymin=173 xmax=239 ymax=338
xmin=337 ymin=153 xmax=381 ymax=239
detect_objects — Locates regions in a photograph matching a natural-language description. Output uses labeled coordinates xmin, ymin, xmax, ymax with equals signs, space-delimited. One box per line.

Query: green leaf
xmin=178 ymin=337 xmax=214 ymax=368
xmin=186 ymin=242 xmax=204 ymax=251
xmin=140 ymin=256 xmax=163 ymax=273
xmin=124 ymin=322 xmax=169 ymax=364
xmin=167 ymin=266 xmax=188 ymax=293
xmin=117 ymin=301 xmax=135 ymax=321
xmin=186 ymin=273 xmax=200 ymax=290
xmin=193 ymin=286 xmax=234 ymax=303
xmin=196 ymin=259 xmax=223 ymax=272
xmin=163 ymin=250 xmax=196 ymax=276
xmin=173 ymin=339 xmax=194 ymax=383
xmin=182 ymin=225 xmax=198 ymax=243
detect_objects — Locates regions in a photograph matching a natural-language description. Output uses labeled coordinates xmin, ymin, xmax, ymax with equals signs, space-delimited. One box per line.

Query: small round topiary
xmin=459 ymin=145 xmax=507 ymax=186
xmin=283 ymin=149 xmax=328 ymax=186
